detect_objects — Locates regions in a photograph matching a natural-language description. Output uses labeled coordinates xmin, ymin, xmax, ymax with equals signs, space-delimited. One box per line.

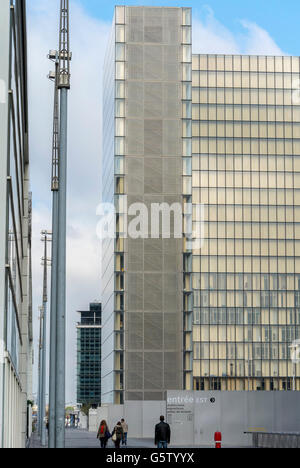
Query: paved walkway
xmin=66 ymin=430 xmax=156 ymax=449
xmin=30 ymin=429 xmax=216 ymax=449
xmin=30 ymin=430 xmax=160 ymax=449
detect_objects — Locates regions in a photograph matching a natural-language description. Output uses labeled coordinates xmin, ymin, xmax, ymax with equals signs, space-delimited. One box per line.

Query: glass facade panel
xmin=77 ymin=305 xmax=102 ymax=405
xmin=192 ymin=54 xmax=300 ymax=391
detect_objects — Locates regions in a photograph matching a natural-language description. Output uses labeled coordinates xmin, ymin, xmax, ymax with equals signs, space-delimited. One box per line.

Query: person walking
xmin=97 ymin=420 xmax=111 ymax=448
xmin=121 ymin=419 xmax=128 ymax=447
xmin=155 ymin=416 xmax=171 ymax=449
xmin=111 ymin=421 xmax=124 ymax=449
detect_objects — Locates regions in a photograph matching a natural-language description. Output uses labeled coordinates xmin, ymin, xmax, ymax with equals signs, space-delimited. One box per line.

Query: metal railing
xmin=244 ymin=431 xmax=300 ymax=448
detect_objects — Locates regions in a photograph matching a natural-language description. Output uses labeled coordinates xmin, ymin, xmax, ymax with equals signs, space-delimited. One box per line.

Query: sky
xmin=26 ymin=0 xmax=299 ymax=404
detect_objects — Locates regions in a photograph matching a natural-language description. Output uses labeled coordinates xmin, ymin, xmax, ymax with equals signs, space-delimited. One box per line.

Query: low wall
xmin=89 ymin=401 xmax=166 ymax=439
xmin=88 ymin=392 xmax=300 ymax=447
xmin=167 ymin=391 xmax=300 ymax=447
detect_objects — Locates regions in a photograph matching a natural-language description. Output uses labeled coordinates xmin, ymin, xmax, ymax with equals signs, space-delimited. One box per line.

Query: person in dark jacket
xmin=111 ymin=421 xmax=124 ymax=449
xmin=155 ymin=416 xmax=171 ymax=449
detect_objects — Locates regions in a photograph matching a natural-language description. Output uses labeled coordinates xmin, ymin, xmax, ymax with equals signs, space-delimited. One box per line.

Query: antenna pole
xmin=56 ymin=0 xmax=71 ymax=449
xmin=48 ymin=59 xmax=59 ymax=449
xmin=47 ymin=0 xmax=71 ymax=448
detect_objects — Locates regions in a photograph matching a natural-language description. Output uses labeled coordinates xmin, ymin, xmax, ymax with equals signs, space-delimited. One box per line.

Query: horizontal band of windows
xmin=193 ymin=132 xmax=300 ymax=140
xmin=192 ymin=202 xmax=300 ymax=206
xmin=193 ymin=326 xmax=300 ymax=336
xmin=192 ymin=89 xmax=297 ymax=101
xmin=193 ymin=306 xmax=300 ymax=311
xmin=192 ymin=69 xmax=300 ymax=77
xmin=195 ymin=193 xmax=300 ymax=199
xmin=199 ymin=220 xmax=300 ymax=224
xmin=193 ymin=323 xmax=298 ymax=328
xmin=193 ymin=340 xmax=299 ymax=344
xmin=194 ymin=323 xmax=299 ymax=328
xmin=192 ymin=86 xmax=300 ymax=92
xmin=193 ymin=254 xmax=300 ymax=258
xmin=194 ymin=291 xmax=300 ymax=296
xmin=192 ymin=122 xmax=300 ymax=132
xmin=191 ymin=70 xmax=300 ymax=78
xmin=193 ymin=239 xmax=300 ymax=243
xmin=191 ymin=104 xmax=300 ymax=119
xmin=192 ymin=153 xmax=300 ymax=158
xmin=192 ymin=143 xmax=300 ymax=155
xmin=194 ymin=292 xmax=300 ymax=306
xmin=193 ymin=102 xmax=300 ymax=107
xmin=194 ymin=254 xmax=300 ymax=259
xmin=192 ymin=136 xmax=300 ymax=141
xmin=192 ymin=54 xmax=298 ymax=69
xmin=191 ymin=70 xmax=300 ymax=77
xmin=193 ymin=170 xmax=300 ymax=175
xmin=193 ymin=278 xmax=300 ymax=289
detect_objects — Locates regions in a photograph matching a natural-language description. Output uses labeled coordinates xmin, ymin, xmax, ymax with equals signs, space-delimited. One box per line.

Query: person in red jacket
xmin=97 ymin=420 xmax=111 ymax=448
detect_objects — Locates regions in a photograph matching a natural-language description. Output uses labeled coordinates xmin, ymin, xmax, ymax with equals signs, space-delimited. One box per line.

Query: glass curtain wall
xmin=192 ymin=54 xmax=300 ymax=392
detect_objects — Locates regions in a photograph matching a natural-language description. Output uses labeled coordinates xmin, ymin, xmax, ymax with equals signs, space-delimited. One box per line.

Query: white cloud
xmin=193 ymin=7 xmax=285 ymax=56
xmin=193 ymin=6 xmax=240 ymax=54
xmin=240 ymin=20 xmax=285 ymax=56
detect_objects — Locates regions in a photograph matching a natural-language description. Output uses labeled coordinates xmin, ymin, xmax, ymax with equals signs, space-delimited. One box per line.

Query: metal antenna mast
xmin=52 ymin=62 xmax=60 ymax=192
xmin=47 ymin=0 xmax=71 ymax=448
xmin=56 ymin=0 xmax=71 ymax=449
xmin=47 ymin=57 xmax=59 ymax=449
xmin=58 ymin=0 xmax=71 ymax=90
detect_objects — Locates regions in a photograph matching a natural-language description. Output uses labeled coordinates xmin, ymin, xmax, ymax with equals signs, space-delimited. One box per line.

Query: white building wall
xmin=0 ymin=0 xmax=12 ymax=449
xmin=3 ymin=355 xmax=23 ymax=448
xmin=0 ymin=0 xmax=32 ymax=449
xmin=19 ymin=165 xmax=31 ymax=447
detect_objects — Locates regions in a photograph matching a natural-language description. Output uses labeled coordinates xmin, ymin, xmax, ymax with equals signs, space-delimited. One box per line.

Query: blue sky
xmin=80 ymin=0 xmax=299 ymax=56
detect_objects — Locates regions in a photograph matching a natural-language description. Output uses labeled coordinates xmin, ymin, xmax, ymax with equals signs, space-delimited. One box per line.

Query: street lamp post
xmin=37 ymin=307 xmax=43 ymax=437
xmin=40 ymin=231 xmax=52 ymax=446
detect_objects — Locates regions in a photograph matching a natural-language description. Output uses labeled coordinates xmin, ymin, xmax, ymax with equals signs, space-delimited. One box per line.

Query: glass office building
xmin=101 ymin=6 xmax=191 ymax=404
xmin=77 ymin=303 xmax=102 ymax=406
xmin=102 ymin=6 xmax=300 ymax=401
xmin=0 ymin=0 xmax=33 ymax=447
xmin=192 ymin=54 xmax=300 ymax=392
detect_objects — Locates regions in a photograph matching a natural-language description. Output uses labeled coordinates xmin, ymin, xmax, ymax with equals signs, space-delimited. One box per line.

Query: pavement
xmin=30 ymin=429 xmax=161 ymax=449
xmin=29 ymin=429 xmax=217 ymax=449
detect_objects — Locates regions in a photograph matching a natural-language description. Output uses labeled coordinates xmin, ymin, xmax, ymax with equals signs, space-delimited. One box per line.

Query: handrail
xmin=244 ymin=431 xmax=300 ymax=448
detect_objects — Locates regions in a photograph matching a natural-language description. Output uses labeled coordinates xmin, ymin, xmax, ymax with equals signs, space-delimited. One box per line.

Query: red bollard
xmin=214 ymin=431 xmax=222 ymax=449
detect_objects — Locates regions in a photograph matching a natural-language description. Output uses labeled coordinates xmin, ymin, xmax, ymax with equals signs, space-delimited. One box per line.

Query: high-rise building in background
xmin=192 ymin=54 xmax=300 ymax=392
xmin=77 ymin=303 xmax=102 ymax=406
xmin=102 ymin=6 xmax=191 ymax=405
xmin=102 ymin=6 xmax=300 ymax=403
xmin=0 ymin=0 xmax=33 ymax=448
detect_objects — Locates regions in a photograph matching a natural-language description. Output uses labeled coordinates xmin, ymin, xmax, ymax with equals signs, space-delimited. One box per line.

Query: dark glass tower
xmin=77 ymin=303 xmax=102 ymax=406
